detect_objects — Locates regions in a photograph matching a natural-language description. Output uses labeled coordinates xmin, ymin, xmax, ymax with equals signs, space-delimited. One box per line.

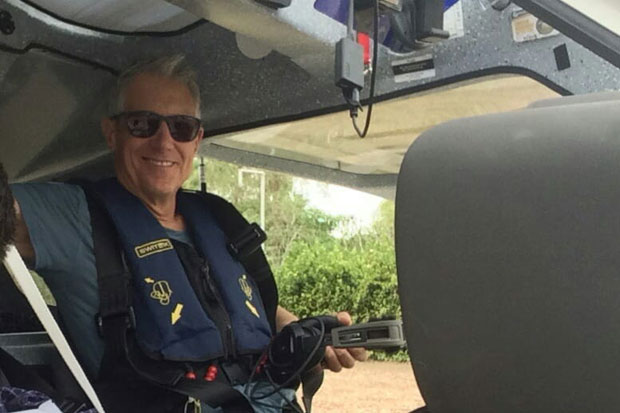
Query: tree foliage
xmin=184 ymin=158 xmax=342 ymax=268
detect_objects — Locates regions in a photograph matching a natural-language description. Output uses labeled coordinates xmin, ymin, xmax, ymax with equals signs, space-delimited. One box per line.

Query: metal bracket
xmin=491 ymin=0 xmax=512 ymax=11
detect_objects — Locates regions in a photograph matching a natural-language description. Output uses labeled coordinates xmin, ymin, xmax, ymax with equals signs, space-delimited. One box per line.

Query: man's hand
xmin=0 ymin=162 xmax=15 ymax=260
xmin=322 ymin=311 xmax=368 ymax=372
xmin=275 ymin=307 xmax=368 ymax=372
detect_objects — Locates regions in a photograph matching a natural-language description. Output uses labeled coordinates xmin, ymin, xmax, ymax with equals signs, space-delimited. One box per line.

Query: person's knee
xmin=0 ymin=163 xmax=16 ymax=259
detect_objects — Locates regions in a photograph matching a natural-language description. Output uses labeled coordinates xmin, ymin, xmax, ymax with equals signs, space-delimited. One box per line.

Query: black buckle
xmin=220 ymin=360 xmax=251 ymax=386
xmin=227 ymin=223 xmax=267 ymax=260
xmin=95 ymin=307 xmax=136 ymax=338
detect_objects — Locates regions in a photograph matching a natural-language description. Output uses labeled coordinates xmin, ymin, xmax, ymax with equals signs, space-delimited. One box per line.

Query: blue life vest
xmin=92 ymin=178 xmax=272 ymax=361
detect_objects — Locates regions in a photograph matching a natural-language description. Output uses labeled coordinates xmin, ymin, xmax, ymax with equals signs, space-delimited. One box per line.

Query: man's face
xmin=102 ymin=73 xmax=203 ymax=202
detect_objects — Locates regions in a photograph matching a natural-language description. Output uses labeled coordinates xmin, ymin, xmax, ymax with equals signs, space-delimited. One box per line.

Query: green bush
xmin=274 ymin=235 xmax=409 ymax=361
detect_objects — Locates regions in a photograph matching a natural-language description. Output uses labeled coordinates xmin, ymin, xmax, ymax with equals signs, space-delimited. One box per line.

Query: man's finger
xmin=334 ymin=348 xmax=356 ymax=369
xmin=335 ymin=311 xmax=352 ymax=326
xmin=347 ymin=346 xmax=368 ymax=362
xmin=323 ymin=346 xmax=342 ymax=372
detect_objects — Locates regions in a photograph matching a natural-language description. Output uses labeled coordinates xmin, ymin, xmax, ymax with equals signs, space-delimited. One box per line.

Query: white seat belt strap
xmin=2 ymin=245 xmax=106 ymax=413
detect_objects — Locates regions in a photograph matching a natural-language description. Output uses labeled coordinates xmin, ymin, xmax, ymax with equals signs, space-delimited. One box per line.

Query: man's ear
xmin=193 ymin=127 xmax=204 ymax=153
xmin=101 ymin=117 xmax=117 ymax=150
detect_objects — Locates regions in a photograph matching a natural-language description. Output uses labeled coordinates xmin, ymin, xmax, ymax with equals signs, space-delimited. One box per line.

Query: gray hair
xmin=107 ymin=54 xmax=201 ymax=117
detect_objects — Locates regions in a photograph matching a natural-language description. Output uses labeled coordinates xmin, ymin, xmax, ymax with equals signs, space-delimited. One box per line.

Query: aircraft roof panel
xmin=1 ymin=0 xmax=620 ymax=198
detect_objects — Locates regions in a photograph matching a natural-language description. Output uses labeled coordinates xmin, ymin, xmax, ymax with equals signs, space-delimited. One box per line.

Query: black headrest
xmin=396 ymin=96 xmax=620 ymax=412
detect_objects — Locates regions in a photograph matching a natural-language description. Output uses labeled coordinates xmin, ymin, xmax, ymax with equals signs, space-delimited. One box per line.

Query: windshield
xmin=212 ymin=75 xmax=559 ymax=176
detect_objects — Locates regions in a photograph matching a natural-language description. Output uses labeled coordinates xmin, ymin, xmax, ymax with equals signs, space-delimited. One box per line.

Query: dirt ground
xmin=297 ymin=361 xmax=426 ymax=413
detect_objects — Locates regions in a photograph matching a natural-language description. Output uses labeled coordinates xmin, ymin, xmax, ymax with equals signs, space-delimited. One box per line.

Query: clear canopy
xmin=212 ymin=75 xmax=559 ymax=176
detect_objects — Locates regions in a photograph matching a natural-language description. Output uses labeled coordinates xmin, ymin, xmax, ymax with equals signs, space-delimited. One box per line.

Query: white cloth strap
xmin=2 ymin=245 xmax=105 ymax=413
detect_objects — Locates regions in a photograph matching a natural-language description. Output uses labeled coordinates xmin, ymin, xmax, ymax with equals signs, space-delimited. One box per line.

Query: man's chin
xmin=119 ymin=177 xmax=180 ymax=203
xmin=141 ymin=179 xmax=181 ymax=200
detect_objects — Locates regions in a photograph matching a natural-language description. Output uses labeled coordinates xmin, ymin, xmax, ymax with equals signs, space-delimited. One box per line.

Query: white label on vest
xmin=134 ymin=238 xmax=173 ymax=258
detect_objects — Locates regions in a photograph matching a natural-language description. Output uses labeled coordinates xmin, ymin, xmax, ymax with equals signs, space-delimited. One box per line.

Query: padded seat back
xmin=396 ymin=95 xmax=620 ymax=413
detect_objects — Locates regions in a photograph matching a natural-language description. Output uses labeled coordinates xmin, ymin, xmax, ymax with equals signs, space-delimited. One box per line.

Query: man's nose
xmin=151 ymin=119 xmax=176 ymax=146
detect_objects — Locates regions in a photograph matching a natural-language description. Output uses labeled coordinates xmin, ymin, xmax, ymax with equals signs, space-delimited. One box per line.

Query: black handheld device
xmin=265 ymin=316 xmax=406 ymax=384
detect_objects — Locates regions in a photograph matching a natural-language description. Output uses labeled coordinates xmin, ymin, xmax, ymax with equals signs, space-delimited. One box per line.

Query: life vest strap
xmin=95 ymin=306 xmax=136 ymax=338
xmin=96 ymin=271 xmax=133 ymax=323
xmin=82 ymin=184 xmax=136 ymax=366
xmin=227 ymin=222 xmax=267 ymax=261
xmin=190 ymin=191 xmax=278 ymax=334
xmin=121 ymin=337 xmax=256 ymax=412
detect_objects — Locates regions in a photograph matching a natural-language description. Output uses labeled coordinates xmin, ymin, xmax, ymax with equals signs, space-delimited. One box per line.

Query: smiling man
xmin=8 ymin=55 xmax=365 ymax=413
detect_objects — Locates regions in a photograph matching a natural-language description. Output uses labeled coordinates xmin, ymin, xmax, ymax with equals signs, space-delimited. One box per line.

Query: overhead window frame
xmin=514 ymin=0 xmax=620 ymax=69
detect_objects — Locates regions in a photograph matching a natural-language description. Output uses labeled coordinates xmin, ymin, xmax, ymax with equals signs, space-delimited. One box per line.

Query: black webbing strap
xmin=120 ymin=328 xmax=255 ymax=412
xmin=192 ymin=191 xmax=279 ymax=334
xmin=300 ymin=368 xmax=324 ymax=413
xmin=0 ymin=359 xmax=8 ymax=387
xmin=173 ymin=378 xmax=255 ymax=412
xmin=0 ymin=368 xmax=7 ymax=387
xmin=81 ymin=186 xmax=134 ymax=364
xmin=227 ymin=223 xmax=267 ymax=261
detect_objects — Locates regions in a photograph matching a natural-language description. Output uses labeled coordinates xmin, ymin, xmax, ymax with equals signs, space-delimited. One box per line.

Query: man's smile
xmin=143 ymin=157 xmax=177 ymax=167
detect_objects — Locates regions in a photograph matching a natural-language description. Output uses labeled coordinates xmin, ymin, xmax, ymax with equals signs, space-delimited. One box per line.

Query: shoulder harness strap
xmin=80 ymin=183 xmax=134 ymax=368
xmin=190 ymin=191 xmax=279 ymax=334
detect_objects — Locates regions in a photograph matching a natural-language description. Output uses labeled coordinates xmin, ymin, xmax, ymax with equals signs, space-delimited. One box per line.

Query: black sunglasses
xmin=111 ymin=111 xmax=202 ymax=142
